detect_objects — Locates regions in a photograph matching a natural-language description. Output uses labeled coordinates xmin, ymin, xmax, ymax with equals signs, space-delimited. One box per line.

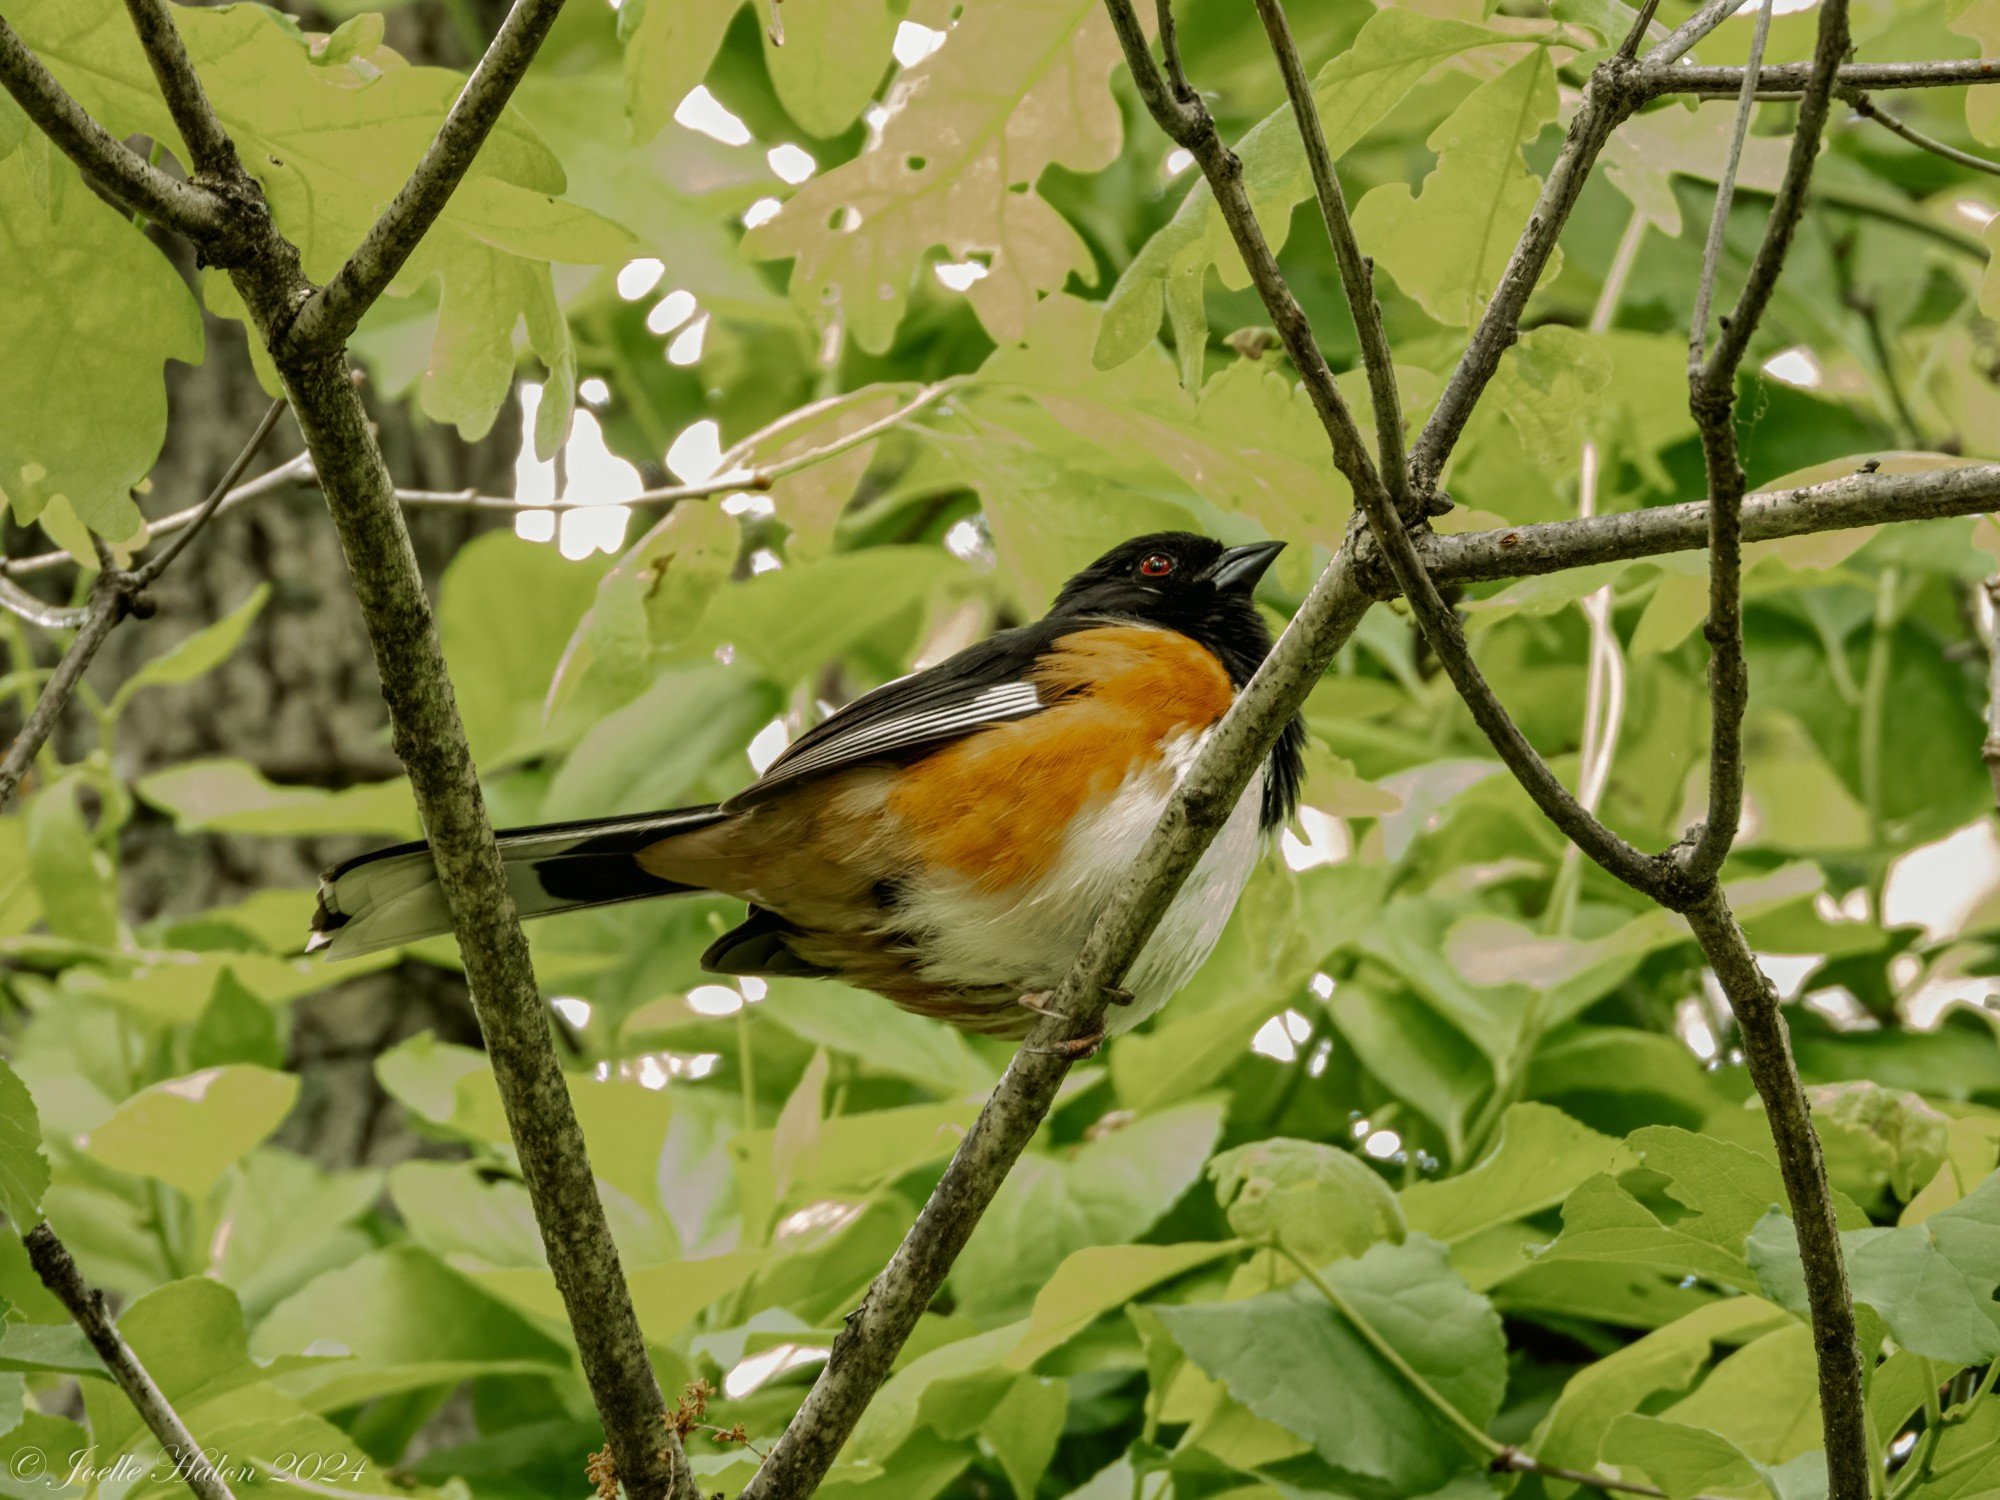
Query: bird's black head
xmin=1046 ymin=532 xmax=1286 ymax=687
xmin=1045 ymin=532 xmax=1302 ymax=830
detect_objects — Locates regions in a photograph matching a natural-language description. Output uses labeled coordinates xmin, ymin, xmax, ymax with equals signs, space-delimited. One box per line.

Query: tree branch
xmin=1638 ymin=58 xmax=2000 ymax=98
xmin=1138 ymin=0 xmax=1673 ymax=900
xmin=1406 ymin=462 xmax=2000 ymax=589
xmin=259 ymin=353 xmax=698 ymax=1500
xmin=0 ymin=15 xmax=232 ymax=244
xmin=23 ymin=1224 xmax=238 ymax=1500
xmin=1677 ymin=0 xmax=1775 ymax=887
xmin=1681 ymin=0 xmax=1848 ymax=886
xmin=1251 ymin=0 xmax=1409 ymax=512
xmin=286 ymin=0 xmax=571 ymax=357
xmin=1682 ymin=888 xmax=1868 ymax=1500
xmin=738 ymin=554 xmax=1378 ymax=1500
xmin=1848 ymin=92 xmax=2000 ymax=176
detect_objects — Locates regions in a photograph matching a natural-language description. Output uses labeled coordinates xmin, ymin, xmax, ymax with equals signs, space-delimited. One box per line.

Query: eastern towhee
xmin=310 ymin=532 xmax=1305 ymax=1040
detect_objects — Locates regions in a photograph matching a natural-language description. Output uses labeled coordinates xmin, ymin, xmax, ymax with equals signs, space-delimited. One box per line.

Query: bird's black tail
xmin=308 ymin=805 xmax=727 ymax=959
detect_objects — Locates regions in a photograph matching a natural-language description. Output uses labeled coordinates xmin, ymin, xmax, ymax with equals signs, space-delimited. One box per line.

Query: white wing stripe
xmin=765 ymin=681 xmax=1041 ymax=781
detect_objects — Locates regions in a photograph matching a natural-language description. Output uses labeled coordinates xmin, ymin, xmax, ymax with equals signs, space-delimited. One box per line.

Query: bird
xmin=309 ymin=531 xmax=1305 ymax=1045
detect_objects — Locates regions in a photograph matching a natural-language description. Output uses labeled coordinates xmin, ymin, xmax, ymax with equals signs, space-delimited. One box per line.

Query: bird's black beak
xmin=1206 ymin=540 xmax=1286 ymax=593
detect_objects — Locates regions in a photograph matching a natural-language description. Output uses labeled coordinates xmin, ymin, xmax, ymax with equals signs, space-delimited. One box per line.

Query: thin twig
xmin=1848 ymin=92 xmax=2000 ymax=176
xmin=0 ymin=577 xmax=88 ymax=631
xmin=1251 ymin=0 xmax=1409 ymax=510
xmin=120 ymin=0 xmax=238 ymax=178
xmin=1688 ymin=0 xmax=1775 ymax=371
xmin=0 ymin=574 xmax=126 ymax=808
xmin=23 ymin=1224 xmax=238 ymax=1500
xmin=133 ymin=399 xmax=288 ymax=585
xmin=3 ymin=379 xmax=965 ymax=581
xmin=736 ymin=556 xmax=1379 ymax=1500
xmin=288 ymin=0 xmax=572 ymax=355
xmin=0 ymin=16 xmax=231 ymax=244
xmin=1681 ymin=0 xmax=1850 ymax=888
xmin=1645 ymin=0 xmax=1750 ymax=64
xmin=1617 ymin=0 xmax=1665 ymax=61
xmin=0 ymin=405 xmax=284 ymax=809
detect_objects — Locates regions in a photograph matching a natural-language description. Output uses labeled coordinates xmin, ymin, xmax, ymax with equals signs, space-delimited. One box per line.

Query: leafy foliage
xmin=3 ymin=0 xmax=2000 ymax=1493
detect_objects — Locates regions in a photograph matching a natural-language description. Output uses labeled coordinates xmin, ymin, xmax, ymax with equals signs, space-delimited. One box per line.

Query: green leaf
xmin=851 ymin=1322 xmax=1026 ymax=1461
xmin=1352 ymin=50 xmax=1561 ymax=329
xmin=1539 ymin=1127 xmax=1869 ymax=1292
xmin=82 ymin=1065 xmax=300 ymax=1200
xmin=1663 ymin=1324 xmax=1822 ymax=1466
xmin=1152 ymin=1236 xmax=1505 ymax=1495
xmin=0 ymin=147 xmax=201 ymax=538
xmin=1600 ymin=1415 xmax=1760 ymax=1500
xmin=1484 ymin=326 xmax=1614 ymax=470
xmin=1006 ymin=1241 xmax=1242 ymax=1370
xmin=746 ymin=0 xmax=1126 ymax=351
xmin=135 ymin=758 xmax=419 ymax=839
xmin=541 ymin=663 xmax=781 ymax=821
xmin=953 ymin=1100 xmax=1225 ymax=1323
xmin=1208 ymin=1138 xmax=1406 ymax=1264
xmin=1748 ymin=1205 xmax=2000 ymax=1365
xmin=1529 ymin=1298 xmax=1795 ymax=1493
xmin=1402 ymin=1103 xmax=1630 ymax=1247
xmin=0 ymin=1061 xmax=48 ymax=1231
xmin=25 ymin=780 xmax=117 ymax=949
xmin=79 ymin=1276 xmax=331 ymax=1462
xmin=208 ymin=1149 xmax=383 ymax=1324
xmin=700 ymin=547 xmax=964 ymax=687
xmin=14 ymin=0 xmax=628 ymax=444
xmin=621 ymin=0 xmax=746 ymax=143
xmin=1809 ymin=1081 xmax=1950 ymax=1209
xmin=761 ymin=0 xmax=898 ymax=138
xmin=250 ymin=1246 xmax=572 ymax=1409
xmin=187 ymin=972 xmax=285 ymax=1071
xmin=980 ymin=1373 xmax=1067 ymax=1500
xmin=437 ymin=532 xmax=610 ymax=765
xmin=757 ymin=979 xmax=996 ymax=1097
xmin=109 ymin=585 xmax=269 ymax=717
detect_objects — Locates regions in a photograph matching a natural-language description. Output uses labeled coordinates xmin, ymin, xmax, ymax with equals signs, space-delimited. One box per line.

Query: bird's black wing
xmin=727 ymin=618 xmax=1076 ymax=806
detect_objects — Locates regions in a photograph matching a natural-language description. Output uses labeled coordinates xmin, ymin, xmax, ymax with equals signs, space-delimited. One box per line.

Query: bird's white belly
xmin=895 ymin=729 xmax=1266 ymax=1033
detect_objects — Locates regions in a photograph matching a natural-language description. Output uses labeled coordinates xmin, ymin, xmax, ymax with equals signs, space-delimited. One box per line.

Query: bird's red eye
xmin=1139 ymin=553 xmax=1174 ymax=577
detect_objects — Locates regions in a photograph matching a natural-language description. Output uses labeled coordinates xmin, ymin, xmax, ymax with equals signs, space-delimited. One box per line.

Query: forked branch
xmin=286 ymin=0 xmax=572 ymax=355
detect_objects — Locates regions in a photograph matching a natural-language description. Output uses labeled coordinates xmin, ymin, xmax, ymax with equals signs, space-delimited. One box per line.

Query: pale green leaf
xmin=0 ymin=1061 xmax=48 ymax=1231
xmin=746 ymin=0 xmax=1125 ymax=350
xmin=135 ymin=758 xmax=418 ymax=839
xmin=25 ymin=780 xmax=117 ymax=949
xmin=1208 ymin=1138 xmax=1406 ymax=1264
xmin=0 ymin=148 xmax=200 ymax=537
xmin=82 ymin=1065 xmax=300 ymax=1200
xmin=110 ymin=585 xmax=270 ymax=717
xmin=1352 ymin=50 xmax=1562 ymax=329
xmin=1402 ymin=1103 xmax=1629 ymax=1247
